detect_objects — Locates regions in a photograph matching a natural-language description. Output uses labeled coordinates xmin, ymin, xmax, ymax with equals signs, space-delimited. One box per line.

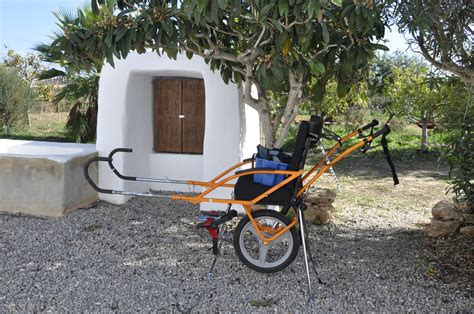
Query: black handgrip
xmin=107 ymin=148 xmax=137 ymax=181
xmin=360 ymin=119 xmax=379 ymax=131
xmin=83 ymin=156 xmax=114 ymax=194
xmin=108 ymin=148 xmax=133 ymax=159
xmin=372 ymin=124 xmax=390 ymax=139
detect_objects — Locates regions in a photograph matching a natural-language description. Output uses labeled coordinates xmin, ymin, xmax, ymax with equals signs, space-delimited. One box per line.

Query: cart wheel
xmin=234 ymin=209 xmax=299 ymax=273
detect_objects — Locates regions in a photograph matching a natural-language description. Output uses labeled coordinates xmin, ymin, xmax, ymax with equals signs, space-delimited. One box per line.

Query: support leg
xmin=298 ymin=208 xmax=313 ymax=299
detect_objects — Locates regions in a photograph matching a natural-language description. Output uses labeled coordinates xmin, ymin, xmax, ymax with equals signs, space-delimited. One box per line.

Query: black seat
xmin=234 ymin=116 xmax=323 ymax=205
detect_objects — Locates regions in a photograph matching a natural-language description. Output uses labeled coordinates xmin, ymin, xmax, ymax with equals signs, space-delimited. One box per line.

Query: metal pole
xmin=319 ymin=141 xmax=342 ymax=192
xmin=298 ymin=208 xmax=313 ymax=299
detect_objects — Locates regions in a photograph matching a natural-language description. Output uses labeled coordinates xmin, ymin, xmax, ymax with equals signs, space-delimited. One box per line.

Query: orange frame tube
xmin=169 ymin=125 xmax=373 ymax=245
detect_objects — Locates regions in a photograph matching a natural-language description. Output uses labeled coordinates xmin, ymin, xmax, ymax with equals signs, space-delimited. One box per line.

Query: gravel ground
xmin=1 ymin=196 xmax=472 ymax=312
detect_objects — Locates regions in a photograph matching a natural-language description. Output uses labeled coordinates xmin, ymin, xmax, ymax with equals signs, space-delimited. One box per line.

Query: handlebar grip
xmin=83 ymin=156 xmax=114 ymax=194
xmin=108 ymin=148 xmax=133 ymax=159
xmin=360 ymin=119 xmax=379 ymax=131
xmin=106 ymin=148 xmax=137 ymax=181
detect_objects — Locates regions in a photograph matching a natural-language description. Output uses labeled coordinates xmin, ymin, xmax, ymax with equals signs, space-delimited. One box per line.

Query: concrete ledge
xmin=0 ymin=140 xmax=98 ymax=217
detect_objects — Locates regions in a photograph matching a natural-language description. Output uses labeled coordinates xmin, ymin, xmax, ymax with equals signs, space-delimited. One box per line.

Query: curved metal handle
xmin=107 ymin=148 xmax=137 ymax=181
xmin=83 ymin=156 xmax=114 ymax=194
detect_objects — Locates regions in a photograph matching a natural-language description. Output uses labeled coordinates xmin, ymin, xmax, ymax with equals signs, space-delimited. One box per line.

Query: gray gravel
xmin=1 ymin=197 xmax=472 ymax=312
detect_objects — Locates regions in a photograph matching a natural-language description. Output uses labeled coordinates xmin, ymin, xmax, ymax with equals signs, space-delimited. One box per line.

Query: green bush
xmin=0 ymin=66 xmax=36 ymax=134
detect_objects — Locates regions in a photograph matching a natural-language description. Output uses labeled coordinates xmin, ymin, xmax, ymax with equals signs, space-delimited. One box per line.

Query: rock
xmin=304 ymin=205 xmax=333 ymax=224
xmin=306 ymin=188 xmax=336 ymax=205
xmin=462 ymin=214 xmax=474 ymax=225
xmin=431 ymin=200 xmax=462 ymax=220
xmin=425 ymin=219 xmax=461 ymax=238
xmin=459 ymin=226 xmax=474 ymax=237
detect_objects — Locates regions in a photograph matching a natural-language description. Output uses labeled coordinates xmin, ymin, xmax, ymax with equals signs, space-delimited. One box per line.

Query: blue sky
xmin=0 ymin=0 xmax=413 ymax=58
xmin=0 ymin=0 xmax=88 ymax=57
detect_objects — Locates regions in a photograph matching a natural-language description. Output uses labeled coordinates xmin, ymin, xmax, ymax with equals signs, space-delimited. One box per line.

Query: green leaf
xmin=356 ymin=13 xmax=363 ymax=32
xmin=312 ymin=80 xmax=327 ymax=102
xmin=371 ymin=43 xmax=390 ymax=51
xmin=270 ymin=63 xmax=284 ymax=81
xmin=341 ymin=4 xmax=355 ymax=18
xmin=276 ymin=32 xmax=288 ymax=51
xmin=91 ymin=0 xmax=100 ymax=15
xmin=309 ymin=60 xmax=326 ymax=75
xmin=104 ymin=29 xmax=113 ymax=48
xmin=120 ymin=38 xmax=128 ymax=58
xmin=217 ymin=0 xmax=227 ymax=9
xmin=210 ymin=0 xmax=219 ymax=22
xmin=321 ymin=22 xmax=329 ymax=44
xmin=260 ymin=3 xmax=274 ymax=19
xmin=115 ymin=27 xmax=128 ymax=41
xmin=331 ymin=0 xmax=342 ymax=7
xmin=308 ymin=0 xmax=321 ymax=17
xmin=278 ymin=0 xmax=288 ymax=17
xmin=269 ymin=18 xmax=283 ymax=32
xmin=336 ymin=82 xmax=350 ymax=97
xmin=197 ymin=0 xmax=207 ymax=13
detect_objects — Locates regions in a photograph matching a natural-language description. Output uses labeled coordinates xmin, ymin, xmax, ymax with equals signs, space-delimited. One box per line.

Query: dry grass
xmin=0 ymin=112 xmax=73 ymax=142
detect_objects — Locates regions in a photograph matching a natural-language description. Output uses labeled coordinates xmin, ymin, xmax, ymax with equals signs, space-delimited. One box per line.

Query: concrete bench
xmin=0 ymin=140 xmax=98 ymax=217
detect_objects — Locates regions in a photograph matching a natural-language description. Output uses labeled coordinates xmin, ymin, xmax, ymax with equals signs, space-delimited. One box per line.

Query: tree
xmin=369 ymin=54 xmax=444 ymax=153
xmin=0 ymin=66 xmax=36 ymax=134
xmin=438 ymin=79 xmax=473 ymax=207
xmin=388 ymin=0 xmax=473 ymax=85
xmin=2 ymin=49 xmax=48 ymax=126
xmin=35 ymin=9 xmax=103 ymax=143
xmin=52 ymin=0 xmax=388 ymax=148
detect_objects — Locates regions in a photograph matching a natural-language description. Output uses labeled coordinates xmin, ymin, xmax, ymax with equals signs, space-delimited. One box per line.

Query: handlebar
xmin=83 ymin=148 xmax=136 ymax=194
xmin=107 ymin=148 xmax=137 ymax=181
xmin=360 ymin=119 xmax=379 ymax=132
xmin=108 ymin=148 xmax=133 ymax=158
xmin=84 ymin=156 xmax=114 ymax=194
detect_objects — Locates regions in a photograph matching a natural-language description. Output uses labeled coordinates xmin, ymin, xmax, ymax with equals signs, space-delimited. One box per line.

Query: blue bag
xmin=253 ymin=157 xmax=289 ymax=187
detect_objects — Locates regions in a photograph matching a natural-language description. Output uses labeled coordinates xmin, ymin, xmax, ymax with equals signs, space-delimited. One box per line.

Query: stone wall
xmin=425 ymin=200 xmax=474 ymax=237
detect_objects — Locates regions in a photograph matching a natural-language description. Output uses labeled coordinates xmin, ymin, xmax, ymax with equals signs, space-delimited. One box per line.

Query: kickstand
xmin=298 ymin=209 xmax=325 ymax=302
xmin=206 ymin=223 xmax=227 ymax=279
xmin=206 ymin=239 xmax=219 ymax=279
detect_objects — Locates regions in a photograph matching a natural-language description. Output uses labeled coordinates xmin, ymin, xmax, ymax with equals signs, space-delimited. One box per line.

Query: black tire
xmin=233 ymin=209 xmax=299 ymax=273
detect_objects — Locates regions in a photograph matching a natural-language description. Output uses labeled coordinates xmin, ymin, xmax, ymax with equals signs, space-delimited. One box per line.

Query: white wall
xmin=97 ymin=51 xmax=260 ymax=211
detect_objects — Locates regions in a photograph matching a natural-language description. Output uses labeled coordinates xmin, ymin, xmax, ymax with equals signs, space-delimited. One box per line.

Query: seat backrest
xmin=309 ymin=115 xmax=323 ymax=137
xmin=288 ymin=121 xmax=310 ymax=171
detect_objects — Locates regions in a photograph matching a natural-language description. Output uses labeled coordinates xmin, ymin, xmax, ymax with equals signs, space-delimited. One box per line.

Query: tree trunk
xmin=27 ymin=109 xmax=31 ymax=128
xmin=421 ymin=119 xmax=428 ymax=153
xmin=260 ymin=108 xmax=275 ymax=147
xmin=273 ymin=72 xmax=303 ymax=148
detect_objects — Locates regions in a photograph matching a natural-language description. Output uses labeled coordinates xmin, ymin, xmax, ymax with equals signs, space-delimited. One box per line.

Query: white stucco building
xmin=97 ymin=51 xmax=260 ymax=210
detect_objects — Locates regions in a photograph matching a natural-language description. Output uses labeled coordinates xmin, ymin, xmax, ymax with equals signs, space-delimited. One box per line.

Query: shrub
xmin=0 ymin=66 xmax=36 ymax=134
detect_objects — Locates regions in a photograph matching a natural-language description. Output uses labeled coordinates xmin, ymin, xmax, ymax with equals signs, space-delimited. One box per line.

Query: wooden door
xmin=181 ymin=79 xmax=205 ymax=154
xmin=154 ymin=79 xmax=181 ymax=153
xmin=153 ymin=78 xmax=205 ymax=154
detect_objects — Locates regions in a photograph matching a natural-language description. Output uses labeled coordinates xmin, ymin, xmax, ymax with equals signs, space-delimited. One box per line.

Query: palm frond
xmin=37 ymin=68 xmax=67 ymax=80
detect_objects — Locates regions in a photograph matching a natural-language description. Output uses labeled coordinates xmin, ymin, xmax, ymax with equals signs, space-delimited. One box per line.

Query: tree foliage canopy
xmin=53 ymin=0 xmax=388 ymax=147
xmin=388 ymin=0 xmax=473 ymax=85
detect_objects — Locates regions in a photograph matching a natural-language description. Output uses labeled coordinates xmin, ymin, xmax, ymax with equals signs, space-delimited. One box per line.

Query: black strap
xmin=381 ymin=131 xmax=399 ymax=185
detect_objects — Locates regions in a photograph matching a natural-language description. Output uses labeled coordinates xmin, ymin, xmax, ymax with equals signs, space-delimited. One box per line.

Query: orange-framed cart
xmin=84 ymin=115 xmax=398 ymax=296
